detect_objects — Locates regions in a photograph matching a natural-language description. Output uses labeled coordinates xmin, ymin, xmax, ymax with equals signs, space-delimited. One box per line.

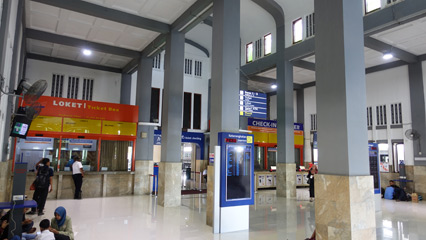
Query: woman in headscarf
xmin=49 ymin=207 xmax=74 ymax=240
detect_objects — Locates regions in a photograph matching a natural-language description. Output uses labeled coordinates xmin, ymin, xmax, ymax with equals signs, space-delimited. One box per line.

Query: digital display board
xmin=219 ymin=132 xmax=254 ymax=207
xmin=369 ymin=143 xmax=380 ymax=194
xmin=239 ymin=91 xmax=267 ymax=119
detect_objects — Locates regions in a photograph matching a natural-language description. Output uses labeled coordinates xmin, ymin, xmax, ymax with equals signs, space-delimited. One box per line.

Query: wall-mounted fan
xmin=405 ymin=129 xmax=421 ymax=154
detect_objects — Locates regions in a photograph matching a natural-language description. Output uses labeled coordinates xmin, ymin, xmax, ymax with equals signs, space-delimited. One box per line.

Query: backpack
xmin=384 ymin=187 xmax=395 ymax=200
xmin=35 ymin=166 xmax=50 ymax=189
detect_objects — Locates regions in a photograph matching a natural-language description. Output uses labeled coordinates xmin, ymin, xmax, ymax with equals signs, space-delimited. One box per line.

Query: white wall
xmin=132 ymin=43 xmax=211 ymax=131
xmin=240 ymin=0 xmax=276 ymax=65
xmin=301 ymin=65 xmax=417 ymax=166
xmin=25 ymin=59 xmax=122 ymax=103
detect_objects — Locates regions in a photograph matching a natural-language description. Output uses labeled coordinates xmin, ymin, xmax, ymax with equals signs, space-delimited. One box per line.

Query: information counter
xmin=255 ymin=171 xmax=309 ymax=191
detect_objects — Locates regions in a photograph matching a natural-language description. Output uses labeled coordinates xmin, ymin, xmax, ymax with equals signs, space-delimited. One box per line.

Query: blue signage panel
xmin=368 ymin=143 xmax=381 ymax=194
xmin=239 ymin=91 xmax=267 ymax=119
xmin=218 ymin=132 xmax=254 ymax=207
xmin=154 ymin=130 xmax=205 ymax=159
xmin=247 ymin=118 xmax=304 ymax=131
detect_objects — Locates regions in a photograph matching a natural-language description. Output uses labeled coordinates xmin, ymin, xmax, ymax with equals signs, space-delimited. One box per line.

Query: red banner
xmin=28 ymin=96 xmax=138 ymax=122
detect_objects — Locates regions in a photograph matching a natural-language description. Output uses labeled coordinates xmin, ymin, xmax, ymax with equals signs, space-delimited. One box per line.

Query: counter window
xmin=254 ymin=146 xmax=264 ymax=171
xmin=100 ymin=140 xmax=133 ymax=171
xmin=60 ymin=139 xmax=98 ymax=172
xmin=14 ymin=137 xmax=59 ymax=172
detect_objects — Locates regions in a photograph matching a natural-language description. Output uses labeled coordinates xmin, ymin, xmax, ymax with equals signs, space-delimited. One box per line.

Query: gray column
xmin=314 ymin=0 xmax=376 ymax=238
xmin=296 ymin=89 xmax=304 ymax=124
xmin=134 ymin=56 xmax=154 ymax=195
xmin=120 ymin=73 xmax=132 ymax=105
xmin=158 ymin=30 xmax=185 ymax=207
xmin=207 ymin=0 xmax=240 ymax=227
xmin=408 ymin=62 xmax=426 ymax=165
xmin=315 ymin=0 xmax=369 ymax=176
xmin=209 ymin=0 xmax=240 ymax=150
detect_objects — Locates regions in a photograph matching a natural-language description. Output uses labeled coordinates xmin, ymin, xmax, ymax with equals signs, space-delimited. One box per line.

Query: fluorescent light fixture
xmin=383 ymin=53 xmax=393 ymax=60
xmin=271 ymin=84 xmax=277 ymax=89
xmin=82 ymin=49 xmax=92 ymax=56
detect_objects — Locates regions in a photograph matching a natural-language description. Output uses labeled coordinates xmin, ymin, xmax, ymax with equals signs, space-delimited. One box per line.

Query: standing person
xmin=72 ymin=156 xmax=84 ymax=199
xmin=49 ymin=207 xmax=74 ymax=240
xmin=307 ymin=164 xmax=318 ymax=202
xmin=28 ymin=158 xmax=53 ymax=216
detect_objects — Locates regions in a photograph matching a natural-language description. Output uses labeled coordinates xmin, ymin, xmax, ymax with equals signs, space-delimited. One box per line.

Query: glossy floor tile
xmin=24 ymin=189 xmax=426 ymax=240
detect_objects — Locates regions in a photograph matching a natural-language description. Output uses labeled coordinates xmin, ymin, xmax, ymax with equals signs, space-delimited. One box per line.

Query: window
xmin=14 ymin=137 xmax=60 ymax=172
xmin=306 ymin=13 xmax=315 ymax=38
xmin=310 ymin=114 xmax=317 ymax=131
xmin=194 ymin=60 xmax=202 ymax=77
xmin=184 ymin=58 xmax=193 ymax=75
xmin=254 ymin=146 xmax=265 ymax=171
xmin=390 ymin=103 xmax=402 ymax=125
xmin=246 ymin=42 xmax=253 ymax=63
xmin=152 ymin=54 xmax=161 ymax=69
xmin=264 ymin=33 xmax=272 ymax=55
xmin=376 ymin=105 xmax=387 ymax=126
xmin=193 ymin=94 xmax=201 ymax=129
xmin=82 ymin=78 xmax=93 ymax=101
xmin=292 ymin=18 xmax=303 ymax=43
xmin=100 ymin=140 xmax=133 ymax=171
xmin=367 ymin=106 xmax=373 ymax=127
xmin=51 ymin=74 xmax=64 ymax=97
xmin=150 ymin=88 xmax=160 ymax=123
xmin=183 ymin=92 xmax=191 ymax=129
xmin=60 ymin=139 xmax=98 ymax=171
xmin=255 ymin=38 xmax=262 ymax=59
xmin=365 ymin=0 xmax=381 ymax=13
xmin=67 ymin=76 xmax=79 ymax=99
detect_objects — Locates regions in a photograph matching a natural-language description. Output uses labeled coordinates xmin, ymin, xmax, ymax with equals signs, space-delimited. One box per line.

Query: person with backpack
xmin=28 ymin=158 xmax=54 ymax=216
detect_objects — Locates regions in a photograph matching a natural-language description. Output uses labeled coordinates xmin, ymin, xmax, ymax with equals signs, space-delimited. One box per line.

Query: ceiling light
xmin=382 ymin=53 xmax=393 ymax=60
xmin=271 ymin=84 xmax=277 ymax=89
xmin=82 ymin=49 xmax=92 ymax=56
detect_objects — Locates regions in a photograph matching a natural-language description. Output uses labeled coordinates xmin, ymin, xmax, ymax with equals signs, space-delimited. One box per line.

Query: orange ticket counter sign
xmin=25 ymin=96 xmax=138 ymax=137
xmin=247 ymin=118 xmax=304 ymax=146
xmin=30 ymin=96 xmax=138 ymax=122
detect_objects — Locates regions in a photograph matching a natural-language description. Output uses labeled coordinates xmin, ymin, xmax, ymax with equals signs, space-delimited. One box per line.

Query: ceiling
xmin=23 ymin=0 xmax=426 ymax=94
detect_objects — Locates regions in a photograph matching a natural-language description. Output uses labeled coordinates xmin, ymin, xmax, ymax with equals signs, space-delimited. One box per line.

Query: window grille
xmin=310 ymin=114 xmax=317 ymax=131
xmin=152 ymin=54 xmax=161 ymax=69
xmin=390 ymin=103 xmax=402 ymax=125
xmin=51 ymin=74 xmax=64 ymax=97
xmin=376 ymin=105 xmax=387 ymax=126
xmin=82 ymin=78 xmax=94 ymax=101
xmin=184 ymin=59 xmax=193 ymax=75
xmin=306 ymin=13 xmax=315 ymax=38
xmin=194 ymin=60 xmax=202 ymax=77
xmin=67 ymin=76 xmax=79 ymax=99
xmin=367 ymin=107 xmax=373 ymax=127
xmin=255 ymin=38 xmax=262 ymax=59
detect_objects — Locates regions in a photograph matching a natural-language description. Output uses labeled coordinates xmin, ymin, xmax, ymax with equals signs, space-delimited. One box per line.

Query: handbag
xmin=29 ymin=181 xmax=36 ymax=190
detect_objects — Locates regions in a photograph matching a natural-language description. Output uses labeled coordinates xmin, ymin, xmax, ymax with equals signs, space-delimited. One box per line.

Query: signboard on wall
xmin=154 ymin=130 xmax=205 ymax=159
xmin=247 ymin=118 xmax=304 ymax=146
xmin=28 ymin=96 xmax=138 ymax=122
xmin=239 ymin=91 xmax=267 ymax=119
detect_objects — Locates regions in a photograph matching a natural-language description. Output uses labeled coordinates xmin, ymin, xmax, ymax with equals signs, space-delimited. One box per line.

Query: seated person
xmin=0 ymin=209 xmax=36 ymax=240
xmin=49 ymin=207 xmax=74 ymax=240
xmin=384 ymin=180 xmax=408 ymax=201
xmin=36 ymin=219 xmax=55 ymax=240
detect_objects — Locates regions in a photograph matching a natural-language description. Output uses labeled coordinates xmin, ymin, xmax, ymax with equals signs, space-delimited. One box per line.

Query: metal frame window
xmin=306 ymin=13 xmax=315 ymax=38
xmin=82 ymin=78 xmax=94 ymax=101
xmin=152 ymin=54 xmax=161 ymax=69
xmin=67 ymin=76 xmax=79 ymax=99
xmin=184 ymin=58 xmax=193 ymax=75
xmin=367 ymin=106 xmax=373 ymax=127
xmin=264 ymin=33 xmax=272 ymax=56
xmin=365 ymin=0 xmax=381 ymax=14
xmin=194 ymin=60 xmax=202 ymax=77
xmin=246 ymin=42 xmax=253 ymax=63
xmin=310 ymin=114 xmax=317 ymax=131
xmin=51 ymin=74 xmax=64 ymax=97
xmin=255 ymin=38 xmax=262 ymax=59
xmin=376 ymin=105 xmax=387 ymax=126
xmin=292 ymin=18 xmax=303 ymax=44
xmin=390 ymin=103 xmax=402 ymax=125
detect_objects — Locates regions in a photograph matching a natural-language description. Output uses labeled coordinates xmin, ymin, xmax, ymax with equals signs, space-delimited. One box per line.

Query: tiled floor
xmin=24 ymin=189 xmax=426 ymax=240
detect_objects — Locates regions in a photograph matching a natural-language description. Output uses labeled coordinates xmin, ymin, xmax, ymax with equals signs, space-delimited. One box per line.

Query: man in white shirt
xmin=72 ymin=156 xmax=85 ymax=199
xmin=35 ymin=219 xmax=54 ymax=240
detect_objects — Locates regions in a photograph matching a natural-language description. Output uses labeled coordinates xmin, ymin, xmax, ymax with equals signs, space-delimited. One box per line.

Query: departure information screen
xmin=226 ymin=144 xmax=252 ymax=200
